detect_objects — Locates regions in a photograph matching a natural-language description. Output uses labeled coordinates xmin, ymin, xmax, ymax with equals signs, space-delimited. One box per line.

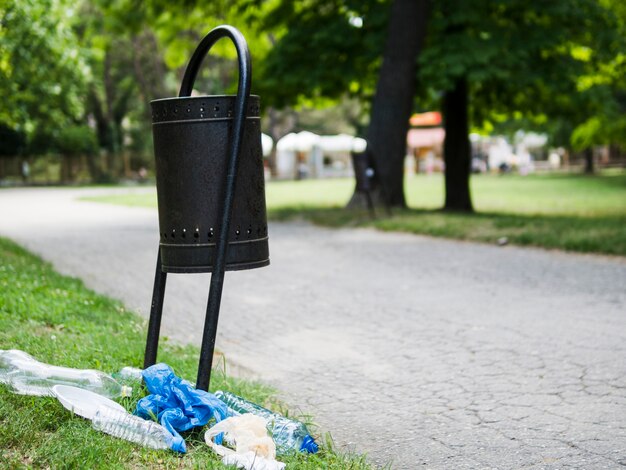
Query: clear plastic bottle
xmin=115 ymin=366 xmax=144 ymax=382
xmin=92 ymin=405 xmax=173 ymax=450
xmin=215 ymin=390 xmax=318 ymax=454
xmin=0 ymin=349 xmax=131 ymax=398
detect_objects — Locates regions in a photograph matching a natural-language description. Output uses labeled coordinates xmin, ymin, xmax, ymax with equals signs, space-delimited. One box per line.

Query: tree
xmin=240 ymin=0 xmax=622 ymax=211
xmin=569 ymin=0 xmax=626 ymax=172
xmin=442 ymin=77 xmax=472 ymax=211
xmin=0 ymin=124 xmax=25 ymax=180
xmin=74 ymin=0 xmax=168 ymax=180
xmin=419 ymin=0 xmax=620 ymax=209
xmin=242 ymin=0 xmax=414 ymax=206
xmin=56 ymin=125 xmax=98 ymax=182
xmin=1 ymin=0 xmax=264 ymax=181
xmin=0 ymin=0 xmax=89 ymax=151
xmin=83 ymin=0 xmax=273 ymax=179
xmin=0 ymin=124 xmax=25 ymax=157
xmin=359 ymin=0 xmax=429 ymax=207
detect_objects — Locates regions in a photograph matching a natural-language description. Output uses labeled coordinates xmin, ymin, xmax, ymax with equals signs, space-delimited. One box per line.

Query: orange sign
xmin=409 ymin=112 xmax=442 ymax=127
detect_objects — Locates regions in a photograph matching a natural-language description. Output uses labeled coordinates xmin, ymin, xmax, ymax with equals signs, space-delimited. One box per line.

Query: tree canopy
xmin=0 ymin=0 xmax=89 ymax=150
xmin=0 ymin=0 xmax=624 ymax=189
xmin=242 ymin=0 xmax=625 ymax=208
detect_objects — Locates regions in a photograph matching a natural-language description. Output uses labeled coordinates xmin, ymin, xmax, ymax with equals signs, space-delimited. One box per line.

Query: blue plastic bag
xmin=134 ymin=363 xmax=230 ymax=453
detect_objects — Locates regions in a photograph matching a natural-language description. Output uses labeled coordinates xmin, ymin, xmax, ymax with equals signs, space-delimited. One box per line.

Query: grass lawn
xmin=0 ymin=237 xmax=371 ymax=469
xmin=84 ymin=171 xmax=626 ymax=256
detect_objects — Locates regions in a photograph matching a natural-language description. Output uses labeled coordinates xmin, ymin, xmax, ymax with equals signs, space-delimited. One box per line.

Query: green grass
xmin=0 ymin=237 xmax=372 ymax=469
xmin=82 ymin=171 xmax=626 ymax=256
xmin=271 ymin=172 xmax=626 ymax=255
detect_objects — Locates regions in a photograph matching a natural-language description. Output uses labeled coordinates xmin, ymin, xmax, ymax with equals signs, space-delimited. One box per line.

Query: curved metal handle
xmin=180 ymin=25 xmax=253 ymax=391
xmin=179 ymin=24 xmax=251 ymax=101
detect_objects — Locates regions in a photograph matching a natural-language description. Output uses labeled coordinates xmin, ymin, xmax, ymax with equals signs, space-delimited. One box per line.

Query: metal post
xmin=144 ymin=250 xmax=167 ymax=368
xmin=178 ymin=26 xmax=251 ymax=391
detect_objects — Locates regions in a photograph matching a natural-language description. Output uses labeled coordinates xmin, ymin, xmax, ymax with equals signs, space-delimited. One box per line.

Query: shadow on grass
xmin=269 ymin=206 xmax=626 ymax=256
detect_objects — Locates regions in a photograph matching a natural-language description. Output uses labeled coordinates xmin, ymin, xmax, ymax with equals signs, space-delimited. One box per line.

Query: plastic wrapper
xmin=134 ymin=363 xmax=230 ymax=453
xmin=205 ymin=414 xmax=285 ymax=470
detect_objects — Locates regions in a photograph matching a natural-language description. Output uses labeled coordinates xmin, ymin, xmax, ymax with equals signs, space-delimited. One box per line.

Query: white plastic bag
xmin=205 ymin=414 xmax=285 ymax=470
xmin=222 ymin=452 xmax=286 ymax=470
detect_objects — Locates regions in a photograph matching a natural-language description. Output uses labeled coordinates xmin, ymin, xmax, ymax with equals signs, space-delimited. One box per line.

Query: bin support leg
xmin=144 ymin=250 xmax=167 ymax=369
xmin=195 ymin=268 xmax=227 ymax=391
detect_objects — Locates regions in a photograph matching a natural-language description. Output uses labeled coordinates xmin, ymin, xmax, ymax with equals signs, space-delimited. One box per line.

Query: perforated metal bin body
xmin=151 ymin=94 xmax=269 ymax=273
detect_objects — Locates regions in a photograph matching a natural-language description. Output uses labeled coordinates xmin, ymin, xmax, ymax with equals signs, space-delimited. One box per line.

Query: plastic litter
xmin=134 ymin=363 xmax=230 ymax=453
xmin=52 ymin=384 xmax=181 ymax=452
xmin=115 ymin=366 xmax=144 ymax=382
xmin=222 ymin=451 xmax=286 ymax=470
xmin=0 ymin=349 xmax=132 ymax=398
xmin=206 ymin=414 xmax=277 ymax=458
xmin=205 ymin=414 xmax=285 ymax=470
xmin=93 ymin=405 xmax=177 ymax=451
xmin=52 ymin=384 xmax=126 ymax=420
xmin=215 ymin=390 xmax=318 ymax=455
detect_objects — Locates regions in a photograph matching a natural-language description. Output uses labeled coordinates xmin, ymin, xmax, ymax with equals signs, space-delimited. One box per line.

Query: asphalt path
xmin=0 ymin=187 xmax=625 ymax=469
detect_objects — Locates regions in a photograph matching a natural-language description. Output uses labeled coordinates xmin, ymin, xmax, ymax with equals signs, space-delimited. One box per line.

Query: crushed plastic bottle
xmin=115 ymin=366 xmax=144 ymax=382
xmin=215 ymin=390 xmax=318 ymax=454
xmin=92 ymin=405 xmax=180 ymax=451
xmin=0 ymin=349 xmax=132 ymax=398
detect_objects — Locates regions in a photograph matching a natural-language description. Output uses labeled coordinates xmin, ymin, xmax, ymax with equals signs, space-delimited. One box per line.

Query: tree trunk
xmin=132 ymin=30 xmax=167 ymax=116
xmin=267 ymin=107 xmax=280 ymax=176
xmin=60 ymin=155 xmax=72 ymax=184
xmin=349 ymin=0 xmax=430 ymax=209
xmin=85 ymin=152 xmax=103 ymax=182
xmin=442 ymin=77 xmax=473 ymax=212
xmin=584 ymin=147 xmax=594 ymax=174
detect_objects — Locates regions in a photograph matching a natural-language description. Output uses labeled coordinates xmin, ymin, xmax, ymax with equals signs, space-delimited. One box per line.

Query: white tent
xmin=310 ymin=134 xmax=367 ymax=177
xmin=316 ymin=134 xmax=367 ymax=153
xmin=488 ymin=137 xmax=515 ymax=170
xmin=261 ymin=133 xmax=273 ymax=157
xmin=276 ymin=131 xmax=320 ymax=152
xmin=275 ymin=132 xmax=320 ymax=178
xmin=514 ymin=131 xmax=548 ymax=148
xmin=275 ymin=131 xmax=367 ymax=179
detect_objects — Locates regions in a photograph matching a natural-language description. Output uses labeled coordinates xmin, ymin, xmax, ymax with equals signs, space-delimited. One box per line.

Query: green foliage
xmin=0 ymin=123 xmax=25 ymax=157
xmin=93 ymin=0 xmax=273 ymax=95
xmin=420 ymin=0 xmax=621 ymax=126
xmin=571 ymin=114 xmax=626 ymax=151
xmin=240 ymin=0 xmax=626 ymax=152
xmin=569 ymin=0 xmax=626 ymax=150
xmin=0 ymin=0 xmax=89 ymax=144
xmin=4 ymin=0 xmax=625 ymax=178
xmin=71 ymin=0 xmax=274 ymax=171
xmin=253 ymin=0 xmax=389 ymax=107
xmin=56 ymin=126 xmax=99 ymax=156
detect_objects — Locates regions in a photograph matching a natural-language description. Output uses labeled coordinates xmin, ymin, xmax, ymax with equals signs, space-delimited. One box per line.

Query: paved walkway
xmin=0 ymin=187 xmax=625 ymax=469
